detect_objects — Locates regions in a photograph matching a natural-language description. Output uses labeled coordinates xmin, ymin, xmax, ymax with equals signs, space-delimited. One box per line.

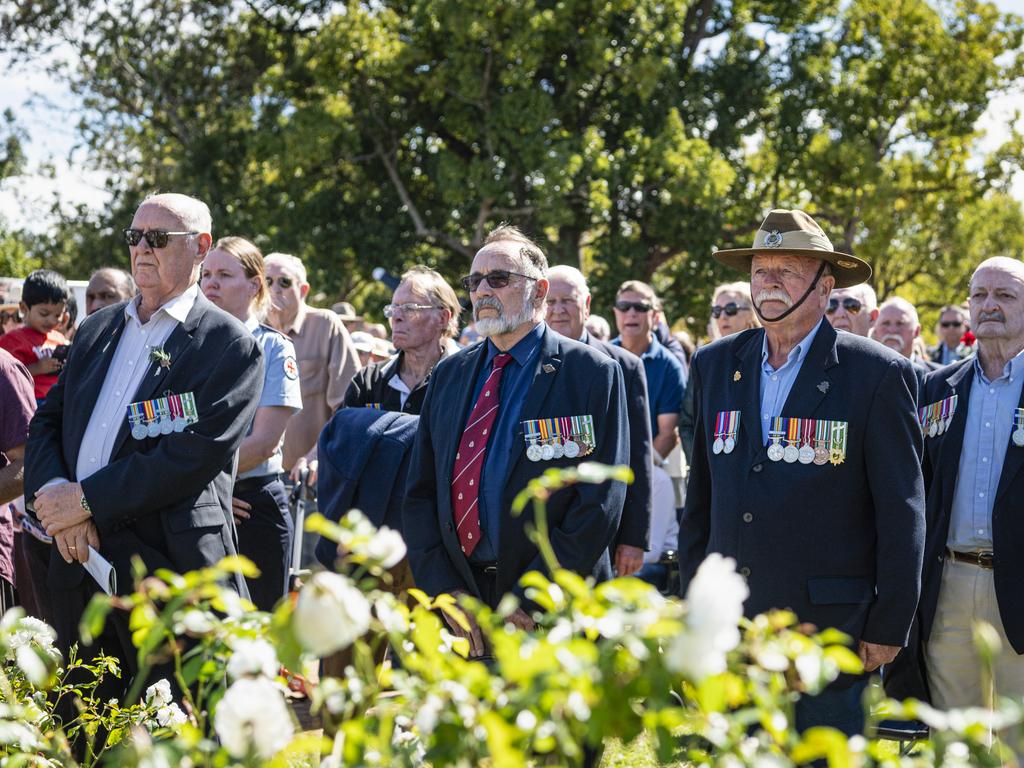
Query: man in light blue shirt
xmin=916 ymin=256 xmax=1024 ymax=711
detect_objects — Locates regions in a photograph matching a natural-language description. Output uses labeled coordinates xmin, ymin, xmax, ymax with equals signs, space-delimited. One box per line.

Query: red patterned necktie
xmin=451 ymin=352 xmax=513 ymax=557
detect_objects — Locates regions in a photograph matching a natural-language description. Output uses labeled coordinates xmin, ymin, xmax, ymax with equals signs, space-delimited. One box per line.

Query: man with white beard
xmin=403 ymin=225 xmax=629 ymax=656
xmin=679 ymin=209 xmax=924 ymax=736
xmin=874 ymin=296 xmax=935 ymax=395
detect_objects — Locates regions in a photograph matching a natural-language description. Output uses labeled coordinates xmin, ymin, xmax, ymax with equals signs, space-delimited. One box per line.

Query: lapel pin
xmin=817 ymin=381 xmax=830 ymax=394
xmin=543 ymin=363 xmax=556 ymax=373
xmin=733 ymin=370 xmax=741 ymax=382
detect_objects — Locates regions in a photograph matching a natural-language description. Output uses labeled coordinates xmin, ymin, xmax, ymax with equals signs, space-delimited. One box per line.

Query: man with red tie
xmin=403 ymin=225 xmax=629 ymax=654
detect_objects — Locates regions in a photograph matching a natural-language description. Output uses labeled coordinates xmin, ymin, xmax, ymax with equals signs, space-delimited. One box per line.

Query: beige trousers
xmin=924 ymin=559 xmax=1024 ymax=710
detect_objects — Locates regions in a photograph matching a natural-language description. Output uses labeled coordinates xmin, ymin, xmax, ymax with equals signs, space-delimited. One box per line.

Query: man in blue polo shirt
xmin=612 ymin=280 xmax=687 ymax=463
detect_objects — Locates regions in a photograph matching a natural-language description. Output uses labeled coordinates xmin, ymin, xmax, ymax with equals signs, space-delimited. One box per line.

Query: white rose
xmin=293 ymin=572 xmax=371 ymax=656
xmin=214 ymin=677 xmax=295 ymax=759
xmin=15 ymin=645 xmax=48 ymax=686
xmin=363 ymin=527 xmax=407 ymax=568
xmin=227 ymin=638 xmax=279 ymax=681
xmin=155 ymin=703 xmax=188 ymax=728
xmin=145 ymin=679 xmax=173 ymax=708
xmin=665 ymin=553 xmax=749 ymax=681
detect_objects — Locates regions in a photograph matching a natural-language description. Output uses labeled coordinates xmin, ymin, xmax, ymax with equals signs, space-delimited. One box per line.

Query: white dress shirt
xmin=75 ymin=285 xmax=199 ymax=483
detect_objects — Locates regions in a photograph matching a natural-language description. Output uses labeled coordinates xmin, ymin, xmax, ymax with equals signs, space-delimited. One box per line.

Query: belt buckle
xmin=978 ymin=551 xmax=995 ymax=569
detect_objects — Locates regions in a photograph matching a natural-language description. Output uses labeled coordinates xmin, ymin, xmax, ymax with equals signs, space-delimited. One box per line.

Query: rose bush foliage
xmin=0 ymin=465 xmax=1020 ymax=766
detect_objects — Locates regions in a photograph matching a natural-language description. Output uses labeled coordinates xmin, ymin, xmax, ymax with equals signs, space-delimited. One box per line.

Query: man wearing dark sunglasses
xmin=826 ymin=285 xmax=878 ymax=338
xmin=929 ymin=304 xmax=970 ymax=365
xmin=26 ymin=192 xmax=264 ymax=713
xmin=404 ymin=224 xmax=628 ymax=667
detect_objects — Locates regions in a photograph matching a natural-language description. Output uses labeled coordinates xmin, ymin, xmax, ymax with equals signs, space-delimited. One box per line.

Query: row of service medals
xmin=766 ymin=417 xmax=848 ymax=466
xmin=712 ymin=410 xmax=741 ymax=454
xmin=127 ymin=392 xmax=198 ymax=440
xmin=918 ymin=395 xmax=957 ymax=437
xmin=523 ymin=415 xmax=595 ymax=462
xmin=1015 ymin=408 xmax=1024 ymax=447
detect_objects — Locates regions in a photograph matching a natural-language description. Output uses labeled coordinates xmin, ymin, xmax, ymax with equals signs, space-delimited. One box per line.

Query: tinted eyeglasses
xmin=614 ymin=300 xmax=654 ymax=313
xmin=384 ymin=303 xmax=439 ymax=318
xmin=265 ymin=276 xmax=295 ymax=289
xmin=826 ymin=297 xmax=863 ymax=315
xmin=711 ymin=302 xmax=750 ymax=318
xmin=460 ymin=270 xmax=537 ymax=292
xmin=940 ymin=320 xmax=963 ymax=329
xmin=123 ymin=228 xmax=197 ymax=249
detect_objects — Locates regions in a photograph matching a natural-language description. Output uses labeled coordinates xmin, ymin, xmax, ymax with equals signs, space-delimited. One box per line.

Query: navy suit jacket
xmin=679 ymin=320 xmax=925 ymax=646
xmin=25 ymin=293 xmax=264 ymax=596
xmin=918 ymin=359 xmax=1024 ymax=653
xmin=403 ymin=325 xmax=629 ymax=601
xmin=581 ymin=331 xmax=653 ymax=552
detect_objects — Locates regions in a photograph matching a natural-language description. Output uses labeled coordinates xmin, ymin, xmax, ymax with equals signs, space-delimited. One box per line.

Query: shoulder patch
xmin=283 ymin=356 xmax=299 ymax=380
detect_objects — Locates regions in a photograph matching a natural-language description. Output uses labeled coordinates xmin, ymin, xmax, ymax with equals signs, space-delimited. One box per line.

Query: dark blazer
xmin=315 ymin=408 xmax=419 ymax=568
xmin=679 ymin=319 xmax=925 ymax=646
xmin=581 ymin=331 xmax=653 ymax=552
xmin=25 ymin=293 xmax=264 ymax=596
xmin=917 ymin=358 xmax=1024 ymax=653
xmin=403 ymin=325 xmax=629 ymax=601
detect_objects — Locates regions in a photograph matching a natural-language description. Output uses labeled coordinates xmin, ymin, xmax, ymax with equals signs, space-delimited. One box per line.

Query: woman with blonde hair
xmin=708 ymin=281 xmax=760 ymax=340
xmin=201 ymin=236 xmax=302 ymax=610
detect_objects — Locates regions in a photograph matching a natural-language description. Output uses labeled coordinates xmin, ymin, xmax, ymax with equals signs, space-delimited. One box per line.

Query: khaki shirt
xmin=280 ymin=304 xmax=360 ymax=470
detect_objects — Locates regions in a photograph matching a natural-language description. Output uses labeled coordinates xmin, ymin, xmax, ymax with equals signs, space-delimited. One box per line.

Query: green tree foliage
xmin=1 ymin=0 xmax=1022 ymax=331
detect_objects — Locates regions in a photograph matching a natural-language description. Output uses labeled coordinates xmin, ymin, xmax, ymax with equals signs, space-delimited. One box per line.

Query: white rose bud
xmin=364 ymin=527 xmax=407 ymax=568
xmin=293 ymin=571 xmax=371 ymax=656
xmin=214 ymin=677 xmax=294 ymax=759
xmin=227 ymin=638 xmax=279 ymax=681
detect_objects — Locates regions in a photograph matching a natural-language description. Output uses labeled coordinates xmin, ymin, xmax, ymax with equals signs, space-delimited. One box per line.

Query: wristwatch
xmin=80 ymin=494 xmax=91 ymax=514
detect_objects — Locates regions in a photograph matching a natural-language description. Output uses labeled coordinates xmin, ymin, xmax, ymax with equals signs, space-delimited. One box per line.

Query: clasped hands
xmin=441 ymin=589 xmax=535 ymax=658
xmin=34 ymin=482 xmax=99 ymax=565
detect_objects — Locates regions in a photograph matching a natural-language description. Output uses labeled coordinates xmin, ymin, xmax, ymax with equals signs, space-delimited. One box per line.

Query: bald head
xmin=875 ymin=296 xmax=920 ymax=358
xmin=142 ymin=193 xmax=212 ymax=235
xmin=546 ymin=265 xmax=592 ymax=340
xmin=827 ymin=284 xmax=877 ymax=337
xmin=969 ymin=257 xmax=1024 ymax=348
xmin=86 ymin=267 xmax=135 ymax=315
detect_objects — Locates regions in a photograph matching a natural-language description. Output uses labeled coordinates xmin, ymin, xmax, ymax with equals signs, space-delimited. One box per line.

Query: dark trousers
xmin=234 ymin=475 xmax=293 ymax=612
xmin=13 ymin=532 xmax=53 ymax=625
xmin=795 ymin=677 xmax=868 ymax=737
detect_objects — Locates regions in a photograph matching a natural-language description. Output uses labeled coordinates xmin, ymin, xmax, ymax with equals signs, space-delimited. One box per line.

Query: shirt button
xmin=101 ymin=423 xmax=107 ymax=429
xmin=742 ymin=512 xmax=753 ymax=523
xmin=979 ymin=492 xmax=985 ymax=498
xmin=771 ymin=375 xmax=778 ymax=381
xmin=115 ymin=391 xmax=121 ymax=397
xmin=985 ymin=422 xmax=991 ymax=428
xmin=740 ymin=566 xmax=751 ymax=577
xmin=752 ymin=464 xmax=763 ymax=473
xmin=982 ymin=457 xmax=988 ymax=463
xmin=90 ymin=457 xmax=96 ymax=463
xmin=990 ymin=388 xmax=996 ymax=394
xmin=977 ymin=529 xmax=985 ymax=535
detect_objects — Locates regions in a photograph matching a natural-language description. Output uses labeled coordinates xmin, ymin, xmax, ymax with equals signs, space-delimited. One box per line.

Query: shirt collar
xmin=972 ymin=345 xmax=1024 ymax=385
xmin=245 ymin=316 xmax=260 ymax=333
xmin=125 ymin=283 xmax=199 ymax=326
xmin=282 ymin=303 xmax=308 ymax=336
xmin=760 ymin=317 xmax=824 ymax=371
xmin=485 ymin=321 xmax=545 ymax=368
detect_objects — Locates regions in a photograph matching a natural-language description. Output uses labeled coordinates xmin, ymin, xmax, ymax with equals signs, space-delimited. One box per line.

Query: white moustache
xmin=880 ymin=333 xmax=906 ymax=347
xmin=754 ymin=290 xmax=793 ymax=309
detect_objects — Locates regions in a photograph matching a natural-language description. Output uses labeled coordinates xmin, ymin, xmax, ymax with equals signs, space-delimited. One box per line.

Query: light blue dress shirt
xmin=758 ymin=318 xmax=824 ymax=444
xmin=947 ymin=349 xmax=1024 ymax=551
xmin=238 ymin=318 xmax=303 ymax=480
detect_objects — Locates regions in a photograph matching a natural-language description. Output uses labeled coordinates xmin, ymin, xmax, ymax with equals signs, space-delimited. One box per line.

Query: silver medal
xmin=146 ymin=421 xmax=161 ymax=438
xmin=928 ymin=420 xmax=938 ymax=438
xmin=131 ymin=423 xmax=148 ymax=440
xmin=1014 ymin=428 xmax=1024 ymax=448
xmin=541 ymin=444 xmax=555 ymax=461
xmin=551 ymin=441 xmax=564 ymax=459
xmin=527 ymin=444 xmax=542 ymax=462
xmin=159 ymin=417 xmax=174 ymax=436
xmin=724 ymin=436 xmax=735 ymax=454
xmin=767 ymin=443 xmax=785 ymax=462
xmin=563 ymin=440 xmax=580 ymax=458
xmin=783 ymin=444 xmax=799 ymax=464
xmin=713 ymin=437 xmax=724 ymax=455
xmin=173 ymin=417 xmax=188 ymax=433
xmin=798 ymin=445 xmax=815 ymax=464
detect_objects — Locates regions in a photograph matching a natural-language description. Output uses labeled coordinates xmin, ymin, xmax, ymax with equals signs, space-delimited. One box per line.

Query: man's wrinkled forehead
xmin=971 ymin=266 xmax=1024 ymax=295
xmin=751 ymin=253 xmax=820 ymax=273
xmin=266 ymin=259 xmax=302 ymax=283
xmin=132 ymin=202 xmax=186 ymax=229
xmin=472 ymin=241 xmax=522 ymax=273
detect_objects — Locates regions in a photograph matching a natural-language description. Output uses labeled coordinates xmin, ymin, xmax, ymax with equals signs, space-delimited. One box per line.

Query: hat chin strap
xmin=754 ymin=260 xmax=828 ymax=324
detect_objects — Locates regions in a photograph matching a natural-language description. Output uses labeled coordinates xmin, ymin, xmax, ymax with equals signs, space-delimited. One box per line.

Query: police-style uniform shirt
xmin=343 ymin=348 xmax=451 ymax=414
xmin=947 ymin=348 xmax=1024 ymax=551
xmin=471 ymin=322 xmax=545 ymax=563
xmin=758 ymin=319 xmax=822 ymax=443
xmin=238 ymin=318 xmax=303 ymax=480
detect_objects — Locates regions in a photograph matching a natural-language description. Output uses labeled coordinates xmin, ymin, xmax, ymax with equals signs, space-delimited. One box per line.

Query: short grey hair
xmin=399 ymin=265 xmax=462 ymax=339
xmin=142 ymin=193 xmax=212 ymax=236
xmin=482 ymin=223 xmax=549 ymax=279
xmin=547 ymin=264 xmax=590 ymax=297
xmin=879 ymin=296 xmax=920 ymax=327
xmin=264 ymin=252 xmax=308 ymax=286
xmin=712 ymin=281 xmax=752 ymax=304
xmin=832 ymin=283 xmax=877 ymax=312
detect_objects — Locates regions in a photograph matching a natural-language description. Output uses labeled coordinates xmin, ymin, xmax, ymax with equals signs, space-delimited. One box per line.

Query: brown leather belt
xmin=945 ymin=548 xmax=994 ymax=569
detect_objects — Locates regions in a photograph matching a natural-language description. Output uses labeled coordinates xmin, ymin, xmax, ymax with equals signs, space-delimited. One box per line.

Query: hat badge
xmin=764 ymin=230 xmax=784 ymax=248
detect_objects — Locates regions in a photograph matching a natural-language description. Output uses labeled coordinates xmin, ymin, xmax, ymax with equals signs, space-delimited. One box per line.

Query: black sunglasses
xmin=711 ymin=302 xmax=750 ymax=318
xmin=826 ymin=297 xmax=863 ymax=315
xmin=940 ymin=320 xmax=963 ymax=329
xmin=460 ymin=270 xmax=536 ymax=292
xmin=614 ymin=300 xmax=654 ymax=313
xmin=266 ymin=276 xmax=295 ymax=289
xmin=123 ymin=228 xmax=197 ymax=249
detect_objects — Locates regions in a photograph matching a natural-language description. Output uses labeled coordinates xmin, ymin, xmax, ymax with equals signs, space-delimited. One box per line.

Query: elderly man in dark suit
xmin=679 ymin=209 xmax=925 ymax=735
xmin=27 ymin=193 xmax=263 ymax=696
xmin=545 ymin=264 xmax=653 ymax=578
xmin=913 ymin=257 xmax=1024 ymax=709
xmin=403 ymin=225 xmax=629 ymax=654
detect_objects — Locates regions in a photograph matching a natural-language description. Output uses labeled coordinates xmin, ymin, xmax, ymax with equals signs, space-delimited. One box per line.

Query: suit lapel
xmin=780 ymin=319 xmax=839 ymax=420
xmin=108 ymin=294 xmax=206 ymax=460
xmin=996 ymin=371 xmax=1024 ymax=503
xmin=502 ymin=327 xmax=561 ymax=489
xmin=734 ymin=330 xmax=767 ymax=463
xmin=938 ymin=360 xmax=974 ymax=505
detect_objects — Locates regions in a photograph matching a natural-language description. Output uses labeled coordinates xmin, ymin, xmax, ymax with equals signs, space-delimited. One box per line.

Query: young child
xmin=0 ymin=269 xmax=71 ymax=403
